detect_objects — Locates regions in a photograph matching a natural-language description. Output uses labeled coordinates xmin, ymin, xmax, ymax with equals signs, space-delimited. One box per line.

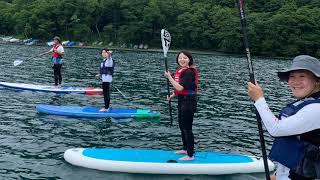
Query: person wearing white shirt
xmin=248 ymin=55 xmax=320 ymax=180
xmin=42 ymin=36 xmax=65 ymax=88
xmin=96 ymin=49 xmax=114 ymax=112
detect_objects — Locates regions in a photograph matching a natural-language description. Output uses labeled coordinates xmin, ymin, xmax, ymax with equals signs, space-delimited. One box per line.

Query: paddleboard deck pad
xmin=36 ymin=104 xmax=160 ymax=118
xmin=0 ymin=82 xmax=102 ymax=95
xmin=64 ymin=148 xmax=275 ymax=175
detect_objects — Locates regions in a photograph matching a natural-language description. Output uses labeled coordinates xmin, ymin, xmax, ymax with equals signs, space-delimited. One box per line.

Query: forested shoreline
xmin=0 ymin=0 xmax=319 ymax=57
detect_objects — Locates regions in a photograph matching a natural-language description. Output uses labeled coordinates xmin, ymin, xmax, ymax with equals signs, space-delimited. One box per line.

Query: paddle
xmin=13 ymin=52 xmax=46 ymax=66
xmin=113 ymin=85 xmax=127 ymax=99
xmin=237 ymin=1 xmax=271 ymax=180
xmin=161 ymin=29 xmax=173 ymax=125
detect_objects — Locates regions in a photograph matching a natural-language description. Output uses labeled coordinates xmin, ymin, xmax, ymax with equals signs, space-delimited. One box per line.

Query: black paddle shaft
xmin=164 ymin=57 xmax=173 ymax=125
xmin=238 ymin=0 xmax=271 ymax=179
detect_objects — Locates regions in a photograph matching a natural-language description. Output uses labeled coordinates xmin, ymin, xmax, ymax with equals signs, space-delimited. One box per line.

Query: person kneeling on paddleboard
xmin=96 ymin=48 xmax=114 ymax=112
xmin=164 ymin=51 xmax=198 ymax=161
xmin=42 ymin=36 xmax=65 ymax=88
xmin=248 ymin=55 xmax=320 ymax=180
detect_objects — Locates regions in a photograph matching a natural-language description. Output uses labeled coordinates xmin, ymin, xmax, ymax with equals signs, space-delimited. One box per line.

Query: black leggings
xmin=177 ymin=96 xmax=197 ymax=157
xmin=102 ymin=82 xmax=111 ymax=109
xmin=52 ymin=64 xmax=62 ymax=85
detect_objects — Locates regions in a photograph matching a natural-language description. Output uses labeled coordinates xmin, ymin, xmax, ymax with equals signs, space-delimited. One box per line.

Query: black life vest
xmin=100 ymin=58 xmax=114 ymax=75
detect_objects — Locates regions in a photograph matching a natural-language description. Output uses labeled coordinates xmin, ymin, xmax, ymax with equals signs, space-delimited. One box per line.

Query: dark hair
xmin=101 ymin=48 xmax=110 ymax=53
xmin=176 ymin=51 xmax=194 ymax=66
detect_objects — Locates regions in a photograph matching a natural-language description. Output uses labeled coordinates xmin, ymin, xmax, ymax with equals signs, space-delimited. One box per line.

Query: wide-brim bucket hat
xmin=277 ymin=55 xmax=320 ymax=81
xmin=53 ymin=36 xmax=61 ymax=43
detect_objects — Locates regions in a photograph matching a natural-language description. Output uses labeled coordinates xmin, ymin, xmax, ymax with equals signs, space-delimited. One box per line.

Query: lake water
xmin=0 ymin=44 xmax=292 ymax=179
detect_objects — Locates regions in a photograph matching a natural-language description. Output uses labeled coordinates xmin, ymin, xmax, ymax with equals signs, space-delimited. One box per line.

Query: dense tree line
xmin=0 ymin=0 xmax=319 ymax=57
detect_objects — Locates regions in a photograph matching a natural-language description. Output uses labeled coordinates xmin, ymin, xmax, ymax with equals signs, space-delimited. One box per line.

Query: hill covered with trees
xmin=0 ymin=0 xmax=319 ymax=57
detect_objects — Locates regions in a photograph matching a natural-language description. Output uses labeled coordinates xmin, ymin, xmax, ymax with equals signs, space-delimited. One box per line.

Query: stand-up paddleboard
xmin=0 ymin=82 xmax=102 ymax=95
xmin=36 ymin=104 xmax=160 ymax=118
xmin=64 ymin=148 xmax=275 ymax=175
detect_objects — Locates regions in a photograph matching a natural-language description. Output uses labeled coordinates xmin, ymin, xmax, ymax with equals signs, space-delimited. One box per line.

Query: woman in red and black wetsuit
xmin=164 ymin=51 xmax=198 ymax=161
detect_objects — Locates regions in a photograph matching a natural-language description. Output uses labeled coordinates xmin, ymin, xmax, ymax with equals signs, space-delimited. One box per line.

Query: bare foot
xmin=99 ymin=108 xmax=110 ymax=112
xmin=175 ymin=150 xmax=187 ymax=154
xmin=53 ymin=85 xmax=59 ymax=89
xmin=179 ymin=155 xmax=194 ymax=161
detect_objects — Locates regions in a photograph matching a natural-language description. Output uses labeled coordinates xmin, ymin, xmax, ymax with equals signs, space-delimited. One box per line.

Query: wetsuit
xmin=174 ymin=68 xmax=198 ymax=157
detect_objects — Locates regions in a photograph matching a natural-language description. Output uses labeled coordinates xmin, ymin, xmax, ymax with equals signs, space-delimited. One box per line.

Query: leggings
xmin=52 ymin=64 xmax=62 ymax=85
xmin=102 ymin=82 xmax=111 ymax=109
xmin=177 ymin=96 xmax=197 ymax=157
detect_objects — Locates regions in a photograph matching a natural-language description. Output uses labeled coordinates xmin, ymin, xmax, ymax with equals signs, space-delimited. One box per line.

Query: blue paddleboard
xmin=64 ymin=148 xmax=275 ymax=174
xmin=36 ymin=104 xmax=160 ymax=118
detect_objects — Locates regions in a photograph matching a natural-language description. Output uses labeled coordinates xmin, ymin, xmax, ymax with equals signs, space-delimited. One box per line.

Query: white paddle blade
xmin=161 ymin=29 xmax=171 ymax=57
xmin=13 ymin=60 xmax=23 ymax=66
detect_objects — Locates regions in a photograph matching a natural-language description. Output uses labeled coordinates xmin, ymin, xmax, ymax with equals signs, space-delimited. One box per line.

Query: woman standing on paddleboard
xmin=96 ymin=48 xmax=114 ymax=112
xmin=164 ymin=51 xmax=198 ymax=161
xmin=248 ymin=55 xmax=320 ymax=180
xmin=42 ymin=36 xmax=65 ymax=88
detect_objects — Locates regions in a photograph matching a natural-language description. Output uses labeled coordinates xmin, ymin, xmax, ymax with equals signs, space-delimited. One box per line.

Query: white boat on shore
xmin=9 ymin=38 xmax=20 ymax=43
xmin=25 ymin=40 xmax=36 ymax=46
xmin=1 ymin=37 xmax=12 ymax=42
xmin=62 ymin=41 xmax=70 ymax=46
xmin=47 ymin=41 xmax=54 ymax=46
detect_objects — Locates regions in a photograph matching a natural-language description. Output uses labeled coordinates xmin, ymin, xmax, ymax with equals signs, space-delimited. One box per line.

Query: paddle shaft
xmin=14 ymin=52 xmax=48 ymax=66
xmin=25 ymin=56 xmax=37 ymax=61
xmin=26 ymin=52 xmax=48 ymax=60
xmin=164 ymin=56 xmax=173 ymax=125
xmin=114 ymin=85 xmax=127 ymax=99
xmin=238 ymin=1 xmax=271 ymax=179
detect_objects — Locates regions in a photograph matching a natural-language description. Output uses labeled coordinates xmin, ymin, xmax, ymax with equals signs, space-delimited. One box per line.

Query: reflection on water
xmin=0 ymin=44 xmax=292 ymax=179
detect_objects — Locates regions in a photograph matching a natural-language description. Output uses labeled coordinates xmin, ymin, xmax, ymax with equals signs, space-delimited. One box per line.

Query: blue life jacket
xmin=52 ymin=57 xmax=63 ymax=65
xmin=100 ymin=58 xmax=114 ymax=75
xmin=269 ymin=93 xmax=320 ymax=170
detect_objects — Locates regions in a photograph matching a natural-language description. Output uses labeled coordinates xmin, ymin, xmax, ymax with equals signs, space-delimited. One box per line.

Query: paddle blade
xmin=161 ymin=29 xmax=171 ymax=57
xmin=13 ymin=60 xmax=23 ymax=66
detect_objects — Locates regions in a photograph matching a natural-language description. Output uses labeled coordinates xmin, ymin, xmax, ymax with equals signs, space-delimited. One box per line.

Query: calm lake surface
xmin=0 ymin=44 xmax=292 ymax=179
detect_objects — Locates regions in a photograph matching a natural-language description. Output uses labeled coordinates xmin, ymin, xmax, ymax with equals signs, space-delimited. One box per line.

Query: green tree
xmin=0 ymin=0 xmax=319 ymax=57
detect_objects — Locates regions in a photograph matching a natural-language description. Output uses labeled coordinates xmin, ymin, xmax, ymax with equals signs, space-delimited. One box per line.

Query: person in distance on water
xmin=42 ymin=36 xmax=65 ymax=88
xmin=96 ymin=48 xmax=114 ymax=112
xmin=164 ymin=51 xmax=199 ymax=161
xmin=248 ymin=55 xmax=320 ymax=180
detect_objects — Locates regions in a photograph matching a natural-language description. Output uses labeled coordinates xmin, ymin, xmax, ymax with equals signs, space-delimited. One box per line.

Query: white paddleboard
xmin=0 ymin=82 xmax=102 ymax=95
xmin=64 ymin=148 xmax=275 ymax=175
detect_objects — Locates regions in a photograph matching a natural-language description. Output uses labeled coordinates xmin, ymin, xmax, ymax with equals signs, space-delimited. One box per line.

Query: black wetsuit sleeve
xmin=180 ymin=69 xmax=195 ymax=89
